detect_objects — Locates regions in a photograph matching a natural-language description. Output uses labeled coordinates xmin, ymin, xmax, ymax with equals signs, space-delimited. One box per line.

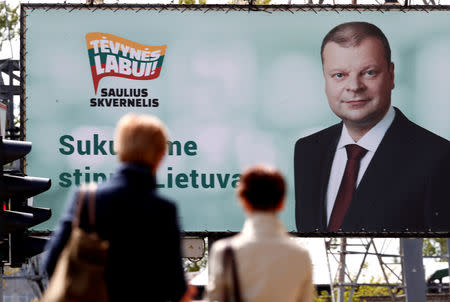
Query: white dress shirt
xmin=326 ymin=106 xmax=396 ymax=224
xmin=205 ymin=212 xmax=314 ymax=302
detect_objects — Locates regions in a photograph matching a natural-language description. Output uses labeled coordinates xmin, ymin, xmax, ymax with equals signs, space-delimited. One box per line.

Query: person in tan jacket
xmin=205 ymin=164 xmax=314 ymax=302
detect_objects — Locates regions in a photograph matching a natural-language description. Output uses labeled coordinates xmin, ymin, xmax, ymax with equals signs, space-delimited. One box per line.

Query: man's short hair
xmin=114 ymin=114 xmax=168 ymax=168
xmin=238 ymin=164 xmax=286 ymax=211
xmin=321 ymin=21 xmax=391 ymax=66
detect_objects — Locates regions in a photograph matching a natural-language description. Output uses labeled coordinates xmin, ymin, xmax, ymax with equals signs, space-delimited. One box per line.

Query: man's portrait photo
xmin=294 ymin=21 xmax=450 ymax=233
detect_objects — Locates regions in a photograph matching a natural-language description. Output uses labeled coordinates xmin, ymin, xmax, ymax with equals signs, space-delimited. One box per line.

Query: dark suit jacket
xmin=43 ymin=163 xmax=187 ymax=301
xmin=294 ymin=108 xmax=450 ymax=233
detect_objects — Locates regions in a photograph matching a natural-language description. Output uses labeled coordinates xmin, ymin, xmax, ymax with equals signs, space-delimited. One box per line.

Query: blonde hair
xmin=114 ymin=114 xmax=168 ymax=167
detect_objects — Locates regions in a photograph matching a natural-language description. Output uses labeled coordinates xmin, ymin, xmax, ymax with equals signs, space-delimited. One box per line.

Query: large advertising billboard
xmin=23 ymin=4 xmax=450 ymax=236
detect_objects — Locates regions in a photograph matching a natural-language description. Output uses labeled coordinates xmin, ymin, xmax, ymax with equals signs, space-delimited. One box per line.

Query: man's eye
xmin=333 ymin=73 xmax=344 ymax=79
xmin=365 ymin=70 xmax=376 ymax=76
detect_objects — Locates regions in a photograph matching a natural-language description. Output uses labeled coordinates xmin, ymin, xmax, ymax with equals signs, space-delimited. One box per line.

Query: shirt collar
xmin=241 ymin=212 xmax=287 ymax=238
xmin=337 ymin=106 xmax=395 ymax=152
xmin=116 ymin=162 xmax=156 ymax=188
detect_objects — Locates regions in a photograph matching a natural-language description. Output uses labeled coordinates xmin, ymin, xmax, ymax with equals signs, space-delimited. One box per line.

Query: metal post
xmin=337 ymin=238 xmax=346 ymax=302
xmin=402 ymin=238 xmax=426 ymax=302
xmin=447 ymin=238 xmax=450 ymax=290
xmin=0 ymin=265 xmax=3 ymax=302
xmin=324 ymin=239 xmax=336 ymax=302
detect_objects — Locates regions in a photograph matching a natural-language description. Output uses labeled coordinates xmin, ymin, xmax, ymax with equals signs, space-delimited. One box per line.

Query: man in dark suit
xmin=43 ymin=114 xmax=196 ymax=301
xmin=294 ymin=21 xmax=450 ymax=233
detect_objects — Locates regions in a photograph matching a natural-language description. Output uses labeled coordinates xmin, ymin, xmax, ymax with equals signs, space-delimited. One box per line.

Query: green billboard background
xmin=24 ymin=6 xmax=450 ymax=232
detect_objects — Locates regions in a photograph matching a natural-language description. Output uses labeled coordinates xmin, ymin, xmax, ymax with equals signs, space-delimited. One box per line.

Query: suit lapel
xmin=316 ymin=123 xmax=342 ymax=230
xmin=342 ymin=108 xmax=412 ymax=230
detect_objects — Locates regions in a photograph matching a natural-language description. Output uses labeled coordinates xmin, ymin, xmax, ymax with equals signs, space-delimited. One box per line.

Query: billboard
xmin=22 ymin=4 xmax=450 ymax=236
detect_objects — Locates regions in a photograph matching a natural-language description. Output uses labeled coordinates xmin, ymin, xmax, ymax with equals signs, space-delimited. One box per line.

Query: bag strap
xmin=72 ymin=182 xmax=98 ymax=230
xmin=223 ymin=245 xmax=242 ymax=302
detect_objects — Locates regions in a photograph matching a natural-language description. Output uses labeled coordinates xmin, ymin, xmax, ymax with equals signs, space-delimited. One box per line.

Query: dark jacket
xmin=43 ymin=162 xmax=187 ymax=301
xmin=294 ymin=107 xmax=450 ymax=233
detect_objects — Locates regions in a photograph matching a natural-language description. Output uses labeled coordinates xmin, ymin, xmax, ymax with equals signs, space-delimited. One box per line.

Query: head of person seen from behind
xmin=321 ymin=21 xmax=395 ymax=142
xmin=238 ymin=165 xmax=286 ymax=214
xmin=114 ymin=114 xmax=168 ymax=173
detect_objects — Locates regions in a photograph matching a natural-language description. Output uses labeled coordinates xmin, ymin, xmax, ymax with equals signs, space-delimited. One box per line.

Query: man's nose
xmin=346 ymin=74 xmax=364 ymax=92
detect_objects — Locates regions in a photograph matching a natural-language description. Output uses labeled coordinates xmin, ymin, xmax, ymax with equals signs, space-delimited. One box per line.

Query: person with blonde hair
xmin=114 ymin=114 xmax=167 ymax=169
xmin=43 ymin=114 xmax=195 ymax=301
xmin=205 ymin=164 xmax=314 ymax=302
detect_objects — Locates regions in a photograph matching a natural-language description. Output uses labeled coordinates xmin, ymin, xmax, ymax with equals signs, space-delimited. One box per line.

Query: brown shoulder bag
xmin=41 ymin=183 xmax=110 ymax=302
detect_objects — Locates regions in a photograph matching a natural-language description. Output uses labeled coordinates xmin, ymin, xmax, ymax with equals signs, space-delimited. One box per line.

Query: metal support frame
xmin=325 ymin=238 xmax=404 ymax=302
xmin=325 ymin=238 xmax=450 ymax=302
xmin=0 ymin=59 xmax=22 ymax=175
xmin=0 ymin=60 xmax=20 ymax=141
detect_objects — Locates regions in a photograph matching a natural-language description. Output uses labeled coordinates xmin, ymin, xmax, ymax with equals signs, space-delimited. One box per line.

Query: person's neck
xmin=344 ymin=108 xmax=390 ymax=142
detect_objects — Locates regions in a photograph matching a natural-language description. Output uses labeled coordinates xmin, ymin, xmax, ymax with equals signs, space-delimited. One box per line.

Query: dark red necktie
xmin=328 ymin=144 xmax=368 ymax=232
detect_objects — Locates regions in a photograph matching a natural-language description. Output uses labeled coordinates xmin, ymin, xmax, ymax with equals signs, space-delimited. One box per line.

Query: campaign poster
xmin=23 ymin=4 xmax=450 ymax=235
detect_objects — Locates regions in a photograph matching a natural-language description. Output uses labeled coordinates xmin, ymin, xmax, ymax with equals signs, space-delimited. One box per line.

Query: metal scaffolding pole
xmin=448 ymin=238 xmax=450 ymax=291
xmin=402 ymin=238 xmax=426 ymax=302
xmin=372 ymin=238 xmax=398 ymax=302
xmin=0 ymin=265 xmax=3 ymax=302
xmin=337 ymin=238 xmax=346 ymax=302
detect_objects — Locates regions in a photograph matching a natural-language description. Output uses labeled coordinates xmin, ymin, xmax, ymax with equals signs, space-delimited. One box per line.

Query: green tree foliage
xmin=184 ymin=256 xmax=208 ymax=272
xmin=226 ymin=0 xmax=272 ymax=4
xmin=0 ymin=3 xmax=19 ymax=50
xmin=315 ymin=277 xmax=404 ymax=302
xmin=179 ymin=0 xmax=208 ymax=4
xmin=423 ymin=238 xmax=448 ymax=262
xmin=252 ymin=0 xmax=272 ymax=4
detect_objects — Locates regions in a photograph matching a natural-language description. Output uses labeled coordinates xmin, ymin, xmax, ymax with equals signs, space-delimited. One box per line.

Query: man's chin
xmin=341 ymin=111 xmax=382 ymax=130
xmin=339 ymin=107 xmax=370 ymax=121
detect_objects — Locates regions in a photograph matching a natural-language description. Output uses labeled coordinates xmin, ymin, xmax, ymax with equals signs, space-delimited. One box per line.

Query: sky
xmin=1 ymin=0 xmax=449 ymax=287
